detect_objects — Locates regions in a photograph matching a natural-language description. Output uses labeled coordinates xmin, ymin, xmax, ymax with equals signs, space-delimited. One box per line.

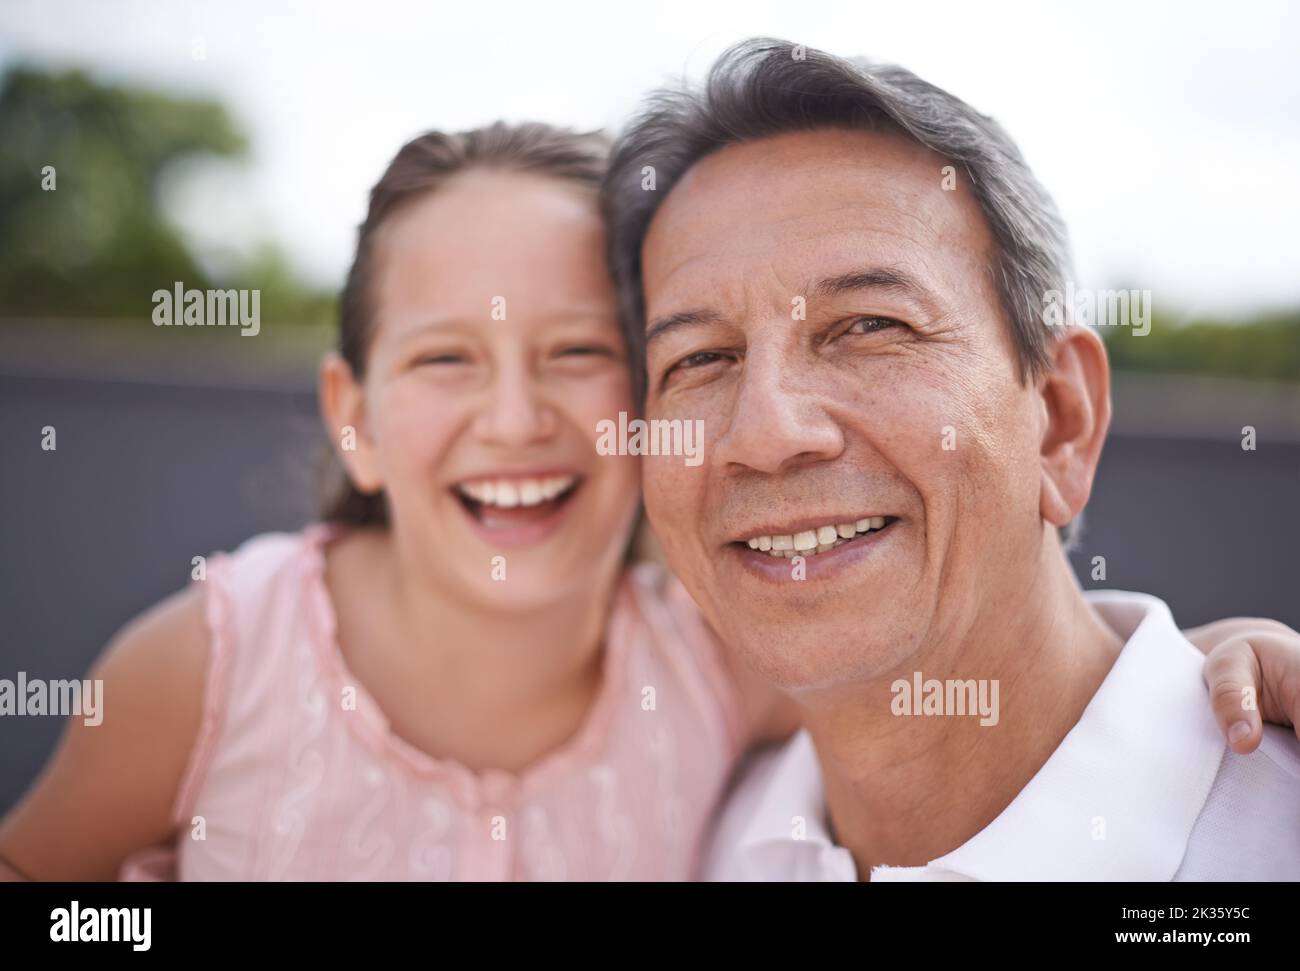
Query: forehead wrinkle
xmin=644 ymin=138 xmax=996 ymax=330
xmin=654 ymin=198 xmax=959 ymax=299
xmin=657 ymin=223 xmax=955 ymax=326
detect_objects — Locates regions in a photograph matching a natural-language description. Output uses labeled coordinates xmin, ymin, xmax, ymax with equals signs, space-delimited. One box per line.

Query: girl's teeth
xmin=744 ymin=517 xmax=891 ymax=557
xmin=459 ymin=475 xmax=576 ymax=509
xmin=496 ymin=483 xmax=520 ymax=507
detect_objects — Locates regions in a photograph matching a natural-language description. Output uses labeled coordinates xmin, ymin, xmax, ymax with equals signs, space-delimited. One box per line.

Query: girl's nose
xmin=472 ymin=367 xmax=559 ymax=447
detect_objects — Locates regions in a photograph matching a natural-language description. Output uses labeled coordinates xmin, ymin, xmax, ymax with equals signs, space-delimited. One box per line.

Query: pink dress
xmin=119 ymin=524 xmax=745 ymax=881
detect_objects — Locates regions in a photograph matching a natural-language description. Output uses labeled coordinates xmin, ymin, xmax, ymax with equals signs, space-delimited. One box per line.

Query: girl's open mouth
xmin=451 ymin=472 xmax=583 ymax=547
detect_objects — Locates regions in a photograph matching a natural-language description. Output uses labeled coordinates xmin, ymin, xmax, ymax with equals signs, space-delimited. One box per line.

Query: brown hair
xmin=320 ymin=121 xmax=611 ymax=525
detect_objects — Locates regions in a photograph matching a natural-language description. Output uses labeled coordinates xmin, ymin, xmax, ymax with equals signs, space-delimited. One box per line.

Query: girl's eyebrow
xmin=392 ymin=318 xmax=475 ymax=344
xmin=400 ymin=308 xmax=617 ymax=336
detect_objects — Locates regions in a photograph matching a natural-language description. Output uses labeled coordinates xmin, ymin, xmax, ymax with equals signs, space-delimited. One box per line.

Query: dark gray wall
xmin=1 ymin=370 xmax=1297 ymax=814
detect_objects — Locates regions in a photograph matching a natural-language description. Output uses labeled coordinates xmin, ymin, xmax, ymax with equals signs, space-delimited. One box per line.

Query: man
xmin=602 ymin=38 xmax=1300 ymax=880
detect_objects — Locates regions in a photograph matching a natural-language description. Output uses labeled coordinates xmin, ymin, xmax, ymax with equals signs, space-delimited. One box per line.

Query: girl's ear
xmin=319 ymin=351 xmax=383 ymax=494
xmin=1037 ymin=326 xmax=1112 ymax=529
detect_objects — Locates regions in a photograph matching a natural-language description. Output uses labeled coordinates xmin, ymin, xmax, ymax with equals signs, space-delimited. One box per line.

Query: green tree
xmin=0 ymin=66 xmax=334 ymax=327
xmin=0 ymin=67 xmax=248 ymax=317
xmin=1103 ymin=310 xmax=1300 ymax=384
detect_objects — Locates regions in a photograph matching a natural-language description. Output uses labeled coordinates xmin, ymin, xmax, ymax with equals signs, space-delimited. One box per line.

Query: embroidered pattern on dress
xmin=588 ymin=763 xmax=636 ymax=879
xmin=343 ymin=762 xmax=398 ymax=880
xmin=265 ymin=642 xmax=329 ymax=881
xmin=407 ymin=792 xmax=455 ymax=880
xmin=520 ymin=804 xmax=568 ymax=881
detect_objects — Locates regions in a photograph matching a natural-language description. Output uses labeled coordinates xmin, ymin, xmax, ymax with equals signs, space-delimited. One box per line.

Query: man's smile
xmin=734 ymin=514 xmax=899 ymax=557
xmin=720 ymin=510 xmax=906 ymax=583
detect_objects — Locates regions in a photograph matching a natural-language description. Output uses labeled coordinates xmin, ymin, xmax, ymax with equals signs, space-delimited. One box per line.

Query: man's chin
xmin=724 ymin=623 xmax=917 ymax=694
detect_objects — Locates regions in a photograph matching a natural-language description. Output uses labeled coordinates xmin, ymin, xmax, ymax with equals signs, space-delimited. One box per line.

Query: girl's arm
xmin=728 ymin=616 xmax=1300 ymax=750
xmin=0 ymin=586 xmax=208 ymax=881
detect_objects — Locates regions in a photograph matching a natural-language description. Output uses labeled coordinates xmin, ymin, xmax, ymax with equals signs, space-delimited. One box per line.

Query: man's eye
xmin=844 ymin=315 xmax=903 ymax=336
xmin=658 ymin=350 xmax=726 ymax=390
xmin=672 ymin=350 xmax=722 ymax=372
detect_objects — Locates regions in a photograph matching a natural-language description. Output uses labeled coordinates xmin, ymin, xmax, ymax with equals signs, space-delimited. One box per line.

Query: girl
xmin=1 ymin=123 xmax=1296 ymax=880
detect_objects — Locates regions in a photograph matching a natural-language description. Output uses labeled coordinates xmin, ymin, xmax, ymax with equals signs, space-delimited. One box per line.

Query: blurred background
xmin=1 ymin=0 xmax=1298 ymax=812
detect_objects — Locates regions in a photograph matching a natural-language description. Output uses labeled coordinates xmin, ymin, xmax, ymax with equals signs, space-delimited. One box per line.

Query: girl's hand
xmin=1186 ymin=618 xmax=1300 ymax=754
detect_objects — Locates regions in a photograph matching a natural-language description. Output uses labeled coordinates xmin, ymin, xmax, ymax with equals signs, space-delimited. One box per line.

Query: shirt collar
xmin=873 ymin=591 xmax=1226 ymax=881
xmin=729 ymin=591 xmax=1226 ymax=881
xmin=733 ymin=729 xmax=857 ymax=881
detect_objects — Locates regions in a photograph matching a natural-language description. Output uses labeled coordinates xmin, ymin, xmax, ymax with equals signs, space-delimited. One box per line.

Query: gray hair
xmin=601 ymin=36 xmax=1082 ymax=546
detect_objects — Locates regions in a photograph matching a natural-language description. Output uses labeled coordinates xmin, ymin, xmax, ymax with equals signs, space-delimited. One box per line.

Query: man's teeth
xmin=745 ymin=516 xmax=887 ymax=557
xmin=458 ymin=475 xmax=575 ymax=508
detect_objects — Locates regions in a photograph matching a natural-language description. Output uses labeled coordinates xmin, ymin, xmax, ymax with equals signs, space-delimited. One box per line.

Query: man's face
xmin=640 ymin=128 xmax=1050 ymax=692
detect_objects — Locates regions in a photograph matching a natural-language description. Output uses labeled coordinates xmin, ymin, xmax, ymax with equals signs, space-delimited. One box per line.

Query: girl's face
xmin=325 ymin=168 xmax=641 ymax=610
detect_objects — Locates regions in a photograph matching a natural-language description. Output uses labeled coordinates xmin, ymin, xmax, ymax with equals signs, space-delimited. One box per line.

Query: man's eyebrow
xmin=645 ymin=308 xmax=723 ymax=346
xmin=644 ymin=269 xmax=932 ymax=345
xmin=811 ymin=266 xmax=932 ymax=301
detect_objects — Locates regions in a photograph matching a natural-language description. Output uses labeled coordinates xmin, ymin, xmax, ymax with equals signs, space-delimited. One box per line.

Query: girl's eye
xmin=414 ymin=353 xmax=466 ymax=366
xmin=557 ymin=345 xmax=610 ymax=358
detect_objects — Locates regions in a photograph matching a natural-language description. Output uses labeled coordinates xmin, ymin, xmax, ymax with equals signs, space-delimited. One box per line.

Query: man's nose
xmin=472 ymin=361 xmax=558 ymax=447
xmin=712 ymin=346 xmax=844 ymax=474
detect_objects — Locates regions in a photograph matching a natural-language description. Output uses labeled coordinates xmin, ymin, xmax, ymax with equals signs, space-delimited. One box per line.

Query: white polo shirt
xmin=702 ymin=591 xmax=1300 ymax=881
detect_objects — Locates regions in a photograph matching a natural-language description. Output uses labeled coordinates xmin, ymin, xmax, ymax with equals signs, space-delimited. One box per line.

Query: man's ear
xmin=1038 ymin=326 xmax=1111 ymax=529
xmin=319 ymin=351 xmax=383 ymax=495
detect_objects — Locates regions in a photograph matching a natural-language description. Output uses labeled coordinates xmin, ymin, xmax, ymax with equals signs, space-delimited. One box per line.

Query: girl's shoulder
xmin=618 ymin=560 xmax=801 ymax=751
xmin=618 ymin=560 xmax=710 ymax=653
xmin=198 ymin=524 xmax=348 ymax=632
xmin=621 ymin=559 xmax=699 ymax=616
xmin=191 ymin=522 xmax=344 ymax=684
xmin=615 ymin=560 xmax=749 ymax=760
xmin=78 ymin=527 xmax=321 ymax=764
xmin=101 ymin=526 xmax=333 ymax=880
xmin=0 ymin=547 xmax=225 ymax=878
xmin=207 ymin=525 xmax=330 ymax=585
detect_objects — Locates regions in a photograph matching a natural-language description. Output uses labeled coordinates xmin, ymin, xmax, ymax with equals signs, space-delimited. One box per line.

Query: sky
xmin=2 ymin=0 xmax=1298 ymax=318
